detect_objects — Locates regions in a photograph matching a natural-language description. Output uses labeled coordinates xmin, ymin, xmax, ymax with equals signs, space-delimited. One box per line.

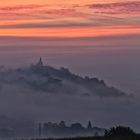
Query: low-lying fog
xmin=0 ymin=35 xmax=140 ymax=136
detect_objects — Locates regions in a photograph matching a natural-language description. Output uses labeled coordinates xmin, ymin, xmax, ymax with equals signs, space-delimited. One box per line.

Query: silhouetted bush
xmin=104 ymin=126 xmax=136 ymax=137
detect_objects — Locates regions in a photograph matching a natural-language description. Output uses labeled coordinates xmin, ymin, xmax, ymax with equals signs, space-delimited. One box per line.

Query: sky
xmin=0 ymin=0 xmax=140 ymax=38
xmin=0 ymin=0 xmax=139 ymax=63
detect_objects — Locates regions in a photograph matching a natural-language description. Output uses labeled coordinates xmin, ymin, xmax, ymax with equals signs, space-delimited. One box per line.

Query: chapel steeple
xmin=37 ymin=57 xmax=43 ymax=67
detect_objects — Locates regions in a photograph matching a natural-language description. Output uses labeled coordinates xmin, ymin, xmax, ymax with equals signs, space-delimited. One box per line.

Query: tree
xmin=59 ymin=121 xmax=66 ymax=128
xmin=105 ymin=126 xmax=136 ymax=137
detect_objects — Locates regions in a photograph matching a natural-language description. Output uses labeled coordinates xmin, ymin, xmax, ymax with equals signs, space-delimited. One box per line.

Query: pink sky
xmin=0 ymin=0 xmax=139 ymax=38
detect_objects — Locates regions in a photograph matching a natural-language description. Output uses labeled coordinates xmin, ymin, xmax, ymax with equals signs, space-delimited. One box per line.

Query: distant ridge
xmin=0 ymin=58 xmax=130 ymax=98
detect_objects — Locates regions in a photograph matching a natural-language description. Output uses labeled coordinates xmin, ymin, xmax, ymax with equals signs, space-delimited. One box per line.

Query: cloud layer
xmin=88 ymin=1 xmax=140 ymax=15
xmin=0 ymin=0 xmax=139 ymax=32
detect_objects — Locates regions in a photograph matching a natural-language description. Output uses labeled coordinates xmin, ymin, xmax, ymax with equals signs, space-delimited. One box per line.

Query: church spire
xmin=37 ymin=57 xmax=43 ymax=67
xmin=87 ymin=121 xmax=92 ymax=130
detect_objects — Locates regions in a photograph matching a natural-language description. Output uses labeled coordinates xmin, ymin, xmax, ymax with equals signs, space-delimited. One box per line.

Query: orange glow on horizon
xmin=0 ymin=26 xmax=139 ymax=38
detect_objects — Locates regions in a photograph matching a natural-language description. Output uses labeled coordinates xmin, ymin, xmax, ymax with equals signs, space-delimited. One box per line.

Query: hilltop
xmin=0 ymin=58 xmax=129 ymax=98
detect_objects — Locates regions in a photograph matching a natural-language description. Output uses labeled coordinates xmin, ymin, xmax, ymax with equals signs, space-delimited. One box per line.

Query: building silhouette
xmin=37 ymin=57 xmax=43 ymax=67
xmin=41 ymin=121 xmax=105 ymax=138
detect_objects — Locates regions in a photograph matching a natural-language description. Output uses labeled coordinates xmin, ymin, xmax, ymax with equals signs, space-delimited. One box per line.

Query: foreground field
xmin=30 ymin=135 xmax=140 ymax=140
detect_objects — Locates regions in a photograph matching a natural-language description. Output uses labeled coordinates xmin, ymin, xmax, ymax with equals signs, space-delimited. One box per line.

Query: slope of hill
xmin=0 ymin=58 xmax=129 ymax=98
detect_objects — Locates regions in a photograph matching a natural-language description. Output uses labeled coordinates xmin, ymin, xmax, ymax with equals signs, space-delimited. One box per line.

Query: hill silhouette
xmin=0 ymin=58 xmax=130 ymax=98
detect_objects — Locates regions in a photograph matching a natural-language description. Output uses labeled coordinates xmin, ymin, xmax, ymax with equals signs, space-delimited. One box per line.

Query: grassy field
xmin=30 ymin=135 xmax=140 ymax=140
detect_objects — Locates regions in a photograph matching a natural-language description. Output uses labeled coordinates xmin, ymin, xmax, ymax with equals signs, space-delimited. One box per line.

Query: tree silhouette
xmin=105 ymin=126 xmax=136 ymax=137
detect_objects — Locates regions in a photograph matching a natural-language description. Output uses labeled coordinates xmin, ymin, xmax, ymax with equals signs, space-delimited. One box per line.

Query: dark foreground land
xmin=29 ymin=135 xmax=140 ymax=140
